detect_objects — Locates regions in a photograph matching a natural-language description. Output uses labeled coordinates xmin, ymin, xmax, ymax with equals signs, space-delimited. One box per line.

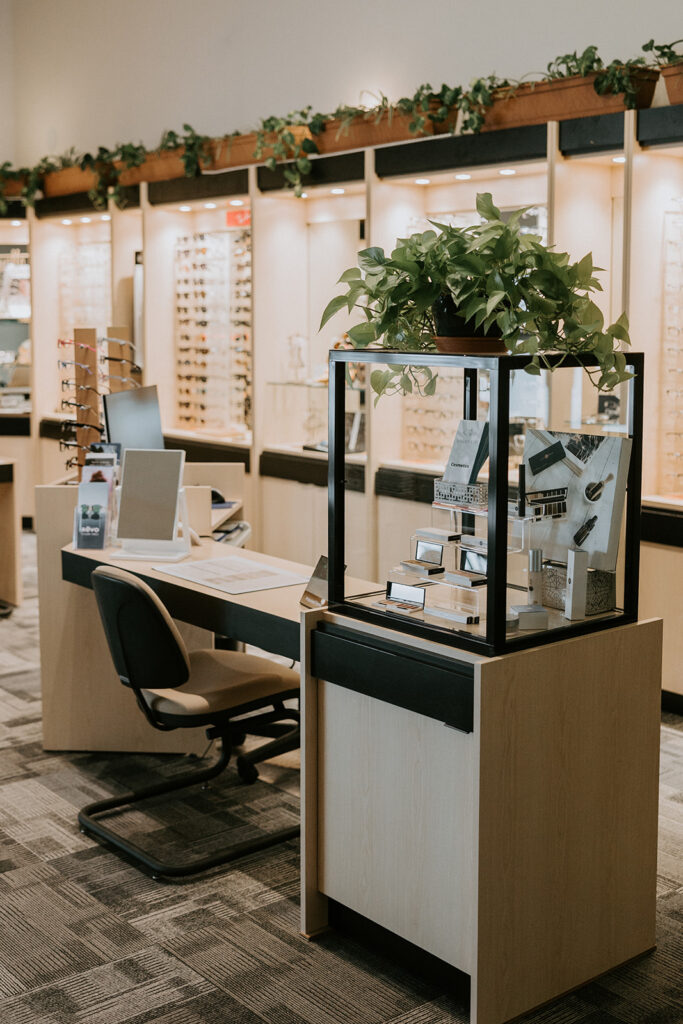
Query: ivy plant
xmin=397 ymin=83 xmax=462 ymax=134
xmin=321 ymin=193 xmax=633 ymax=397
xmin=159 ymin=124 xmax=212 ymax=177
xmin=642 ymin=38 xmax=683 ymax=66
xmin=457 ymin=74 xmax=509 ymax=133
xmin=545 ymin=45 xmax=648 ymax=108
xmin=253 ymin=107 xmax=322 ymax=196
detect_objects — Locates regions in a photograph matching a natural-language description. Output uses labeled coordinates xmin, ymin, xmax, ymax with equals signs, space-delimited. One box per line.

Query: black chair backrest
xmin=91 ymin=566 xmax=190 ymax=697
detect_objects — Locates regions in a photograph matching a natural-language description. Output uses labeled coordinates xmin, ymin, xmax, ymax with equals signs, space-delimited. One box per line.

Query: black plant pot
xmin=432 ymin=293 xmax=507 ymax=355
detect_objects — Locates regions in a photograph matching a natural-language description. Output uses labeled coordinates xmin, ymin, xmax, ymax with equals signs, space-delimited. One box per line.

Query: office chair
xmin=78 ymin=565 xmax=300 ymax=879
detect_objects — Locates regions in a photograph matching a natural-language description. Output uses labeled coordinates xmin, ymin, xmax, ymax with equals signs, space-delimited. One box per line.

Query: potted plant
xmin=316 ymin=97 xmax=419 ymax=154
xmin=320 ymin=192 xmax=633 ymax=398
xmin=466 ymin=47 xmax=658 ymax=133
xmin=642 ymin=38 xmax=683 ymax=105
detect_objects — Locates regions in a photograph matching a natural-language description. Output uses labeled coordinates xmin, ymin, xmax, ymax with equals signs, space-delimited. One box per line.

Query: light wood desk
xmin=0 ymin=459 xmax=22 ymax=607
xmin=300 ymin=611 xmax=662 ymax=1024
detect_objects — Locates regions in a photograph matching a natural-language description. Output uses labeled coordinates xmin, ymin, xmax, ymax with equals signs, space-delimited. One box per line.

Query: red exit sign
xmin=226 ymin=208 xmax=251 ymax=227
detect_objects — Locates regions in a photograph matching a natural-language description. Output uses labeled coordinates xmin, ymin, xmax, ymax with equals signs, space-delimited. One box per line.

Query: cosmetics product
xmin=415 ymin=528 xmax=461 ymax=543
xmin=510 ymin=604 xmax=549 ymax=629
xmin=518 ymin=462 xmax=526 ymax=517
xmin=573 ymin=514 xmax=598 ymax=548
xmin=506 ymin=612 xmax=520 ymax=633
xmin=528 ymin=440 xmax=566 ymax=476
xmin=444 ymin=569 xmax=487 ymax=588
xmin=564 ymin=548 xmax=589 ymax=620
xmin=426 ymin=605 xmax=479 ymax=625
xmin=401 ymin=560 xmax=445 ymax=576
xmin=373 ymin=581 xmax=426 ymax=615
xmin=584 ymin=473 xmax=613 ymax=502
xmin=527 ymin=549 xmax=543 ymax=605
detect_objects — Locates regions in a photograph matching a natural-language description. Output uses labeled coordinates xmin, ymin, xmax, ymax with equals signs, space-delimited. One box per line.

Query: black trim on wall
xmin=148 ymin=170 xmax=249 ymax=204
xmin=641 ymin=505 xmax=683 ymax=548
xmin=39 ymin=418 xmax=64 ymax=441
xmin=638 ymin=104 xmax=683 ymax=147
xmin=164 ymin=434 xmax=251 ymax=473
xmin=0 ymin=201 xmax=25 ymax=221
xmin=559 ymin=112 xmax=624 ymax=155
xmin=327 ymin=900 xmax=471 ymax=1003
xmin=257 ymin=152 xmax=364 ymax=192
xmin=259 ymin=449 xmax=365 ymax=493
xmin=0 ymin=415 xmax=31 ymax=437
xmin=311 ymin=621 xmax=474 ymax=733
xmin=662 ymin=690 xmax=683 ymax=716
xmin=375 ymin=124 xmax=547 ymax=178
xmin=375 ymin=466 xmax=437 ymax=504
xmin=0 ymin=463 xmax=13 ymax=483
xmin=35 ymin=186 xmax=139 ymax=217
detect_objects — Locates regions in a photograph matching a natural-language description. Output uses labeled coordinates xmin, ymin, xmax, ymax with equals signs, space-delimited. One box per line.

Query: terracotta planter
xmin=434 ymin=336 xmax=508 ymax=355
xmin=43 ymin=166 xmax=97 ymax=197
xmin=1 ymin=176 xmax=26 ymax=198
xmin=316 ymin=111 xmax=421 ymax=154
xmin=661 ymin=64 xmax=683 ymax=105
xmin=119 ymin=148 xmax=186 ymax=186
xmin=207 ymin=127 xmax=312 ymax=170
xmin=481 ymin=70 xmax=659 ymax=132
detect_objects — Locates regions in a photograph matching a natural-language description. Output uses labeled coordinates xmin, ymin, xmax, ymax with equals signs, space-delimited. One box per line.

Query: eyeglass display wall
xmin=174 ymin=227 xmax=252 ymax=436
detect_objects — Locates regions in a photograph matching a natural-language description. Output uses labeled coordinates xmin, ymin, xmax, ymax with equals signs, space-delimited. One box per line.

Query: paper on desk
xmin=154 ymin=555 xmax=308 ymax=595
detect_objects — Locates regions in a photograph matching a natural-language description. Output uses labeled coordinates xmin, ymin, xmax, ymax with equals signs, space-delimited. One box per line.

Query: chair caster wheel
xmin=236 ymin=756 xmax=259 ymax=784
xmin=151 ymin=874 xmax=161 ymax=881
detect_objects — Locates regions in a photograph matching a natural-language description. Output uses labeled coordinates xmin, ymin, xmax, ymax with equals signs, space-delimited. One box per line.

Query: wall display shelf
xmin=328 ymin=348 xmax=643 ymax=656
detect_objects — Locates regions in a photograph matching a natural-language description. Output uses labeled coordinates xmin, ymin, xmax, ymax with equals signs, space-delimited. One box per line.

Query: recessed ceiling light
xmin=455 ymin=173 xmax=472 ymax=180
xmin=10 ymin=220 xmax=21 ymax=227
xmin=612 ymin=155 xmax=626 ymax=164
xmin=61 ymin=219 xmax=72 ymax=226
xmin=80 ymin=217 xmax=91 ymax=223
xmin=204 ymin=202 xmax=217 ymax=209
xmin=229 ymin=199 xmax=244 ymax=207
xmin=179 ymin=205 xmax=192 ymax=212
xmin=101 ymin=214 xmax=111 ymax=221
xmin=330 ymin=188 xmax=345 ymax=195
xmin=499 ymin=168 xmax=516 ymax=176
xmin=415 ymin=178 xmax=430 ymax=185
xmin=300 ymin=192 xmax=309 ymax=198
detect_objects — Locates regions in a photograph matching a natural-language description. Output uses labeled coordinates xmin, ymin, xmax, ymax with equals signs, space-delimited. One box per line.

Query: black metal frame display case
xmin=328 ymin=349 xmax=644 ymax=657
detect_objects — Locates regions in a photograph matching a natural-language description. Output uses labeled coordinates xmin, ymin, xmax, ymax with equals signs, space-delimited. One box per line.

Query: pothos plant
xmin=642 ymin=38 xmax=683 ymax=67
xmin=253 ymin=107 xmax=323 ymax=196
xmin=397 ymin=83 xmax=462 ymax=134
xmin=320 ymin=192 xmax=633 ymax=400
xmin=544 ymin=45 xmax=649 ymax=108
xmin=158 ymin=123 xmax=213 ymax=177
xmin=80 ymin=141 xmax=147 ymax=210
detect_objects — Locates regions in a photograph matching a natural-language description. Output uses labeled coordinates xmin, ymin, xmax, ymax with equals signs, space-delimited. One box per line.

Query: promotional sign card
xmin=443 ymin=421 xmax=489 ymax=484
xmin=523 ymin=429 xmax=632 ymax=571
xmin=73 ymin=480 xmax=110 ymax=549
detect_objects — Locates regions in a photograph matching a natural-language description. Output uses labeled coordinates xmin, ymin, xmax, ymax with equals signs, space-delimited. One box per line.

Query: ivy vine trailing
xmin=0 ymin=37 xmax=678 ymax=212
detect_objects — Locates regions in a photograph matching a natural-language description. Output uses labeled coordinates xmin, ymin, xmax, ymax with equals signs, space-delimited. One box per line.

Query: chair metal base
xmin=78 ymin=738 xmax=299 ymax=880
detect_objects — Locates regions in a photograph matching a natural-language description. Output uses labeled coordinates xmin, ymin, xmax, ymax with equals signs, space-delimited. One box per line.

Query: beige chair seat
xmin=143 ymin=649 xmax=299 ymax=718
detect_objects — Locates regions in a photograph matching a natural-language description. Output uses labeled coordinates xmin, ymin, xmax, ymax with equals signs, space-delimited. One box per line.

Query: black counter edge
xmin=311 ymin=620 xmax=474 ymax=733
xmin=35 ymin=186 xmax=140 ymax=218
xmin=641 ymin=505 xmax=683 ymax=548
xmin=61 ymin=549 xmax=299 ymax=660
xmin=662 ymin=690 xmax=683 ymax=716
xmin=559 ymin=112 xmax=624 ymax=154
xmin=259 ymin=450 xmax=365 ymax=493
xmin=375 ymin=124 xmax=546 ymax=177
xmin=0 ymin=415 xmax=31 ymax=437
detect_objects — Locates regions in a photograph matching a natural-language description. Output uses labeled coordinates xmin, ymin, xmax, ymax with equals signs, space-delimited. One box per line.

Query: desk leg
xmin=300 ymin=609 xmax=329 ymax=938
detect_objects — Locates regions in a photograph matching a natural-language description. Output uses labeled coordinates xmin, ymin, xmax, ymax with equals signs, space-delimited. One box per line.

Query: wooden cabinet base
xmin=303 ymin=617 xmax=662 ymax=1024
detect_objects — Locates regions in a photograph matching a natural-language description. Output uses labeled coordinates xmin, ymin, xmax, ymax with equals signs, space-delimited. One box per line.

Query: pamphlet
xmin=73 ymin=480 xmax=110 ymax=549
xmin=443 ymin=420 xmax=489 ymax=484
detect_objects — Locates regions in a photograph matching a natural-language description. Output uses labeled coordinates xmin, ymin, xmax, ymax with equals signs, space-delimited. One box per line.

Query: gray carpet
xmin=0 ymin=534 xmax=681 ymax=1024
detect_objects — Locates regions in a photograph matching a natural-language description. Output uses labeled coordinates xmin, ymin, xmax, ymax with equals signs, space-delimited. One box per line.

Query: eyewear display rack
xmin=327 ymin=348 xmax=644 ymax=656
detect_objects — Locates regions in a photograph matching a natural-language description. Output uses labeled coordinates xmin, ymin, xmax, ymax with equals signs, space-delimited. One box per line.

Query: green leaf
xmin=301 ymin=137 xmax=318 ymax=153
xmin=525 ymin=362 xmax=542 ymax=376
xmin=423 ymin=376 xmax=437 ymax=396
xmin=486 ymin=291 xmax=506 ymax=316
xmin=339 ymin=267 xmax=361 ymax=283
xmin=358 ymin=246 xmax=387 ymax=270
xmin=399 ymin=374 xmax=413 ymax=393
xmin=476 ymin=192 xmax=501 ymax=222
xmin=320 ymin=294 xmax=349 ymax=329
xmin=296 ymin=157 xmax=311 ymax=174
xmin=347 ymin=322 xmax=377 ymax=347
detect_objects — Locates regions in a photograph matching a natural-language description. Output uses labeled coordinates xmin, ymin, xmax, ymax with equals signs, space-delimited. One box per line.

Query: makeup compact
xmin=401 ymin=540 xmax=445 ymax=576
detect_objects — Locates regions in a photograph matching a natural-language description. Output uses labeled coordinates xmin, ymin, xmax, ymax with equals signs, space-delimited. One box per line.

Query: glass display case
xmin=328 ymin=348 xmax=644 ymax=656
